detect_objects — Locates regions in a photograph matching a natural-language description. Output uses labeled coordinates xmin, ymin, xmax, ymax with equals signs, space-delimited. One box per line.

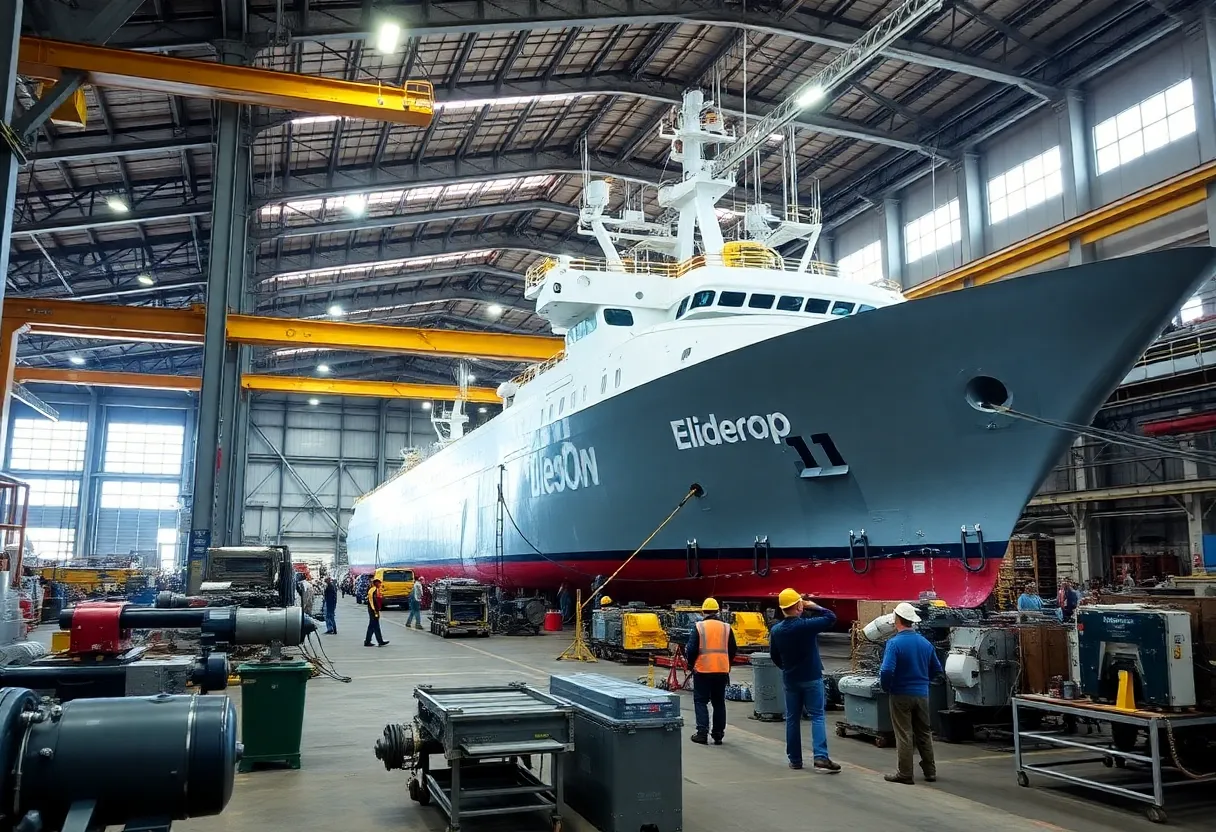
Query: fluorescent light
xmin=328 ymin=304 xmax=344 ymax=316
xmin=106 ymin=196 xmax=129 ymax=213
xmin=478 ymin=407 xmax=488 ymax=414
xmin=798 ymin=86 xmax=824 ymax=108
xmin=486 ymin=303 xmax=504 ymax=317
xmin=346 ymin=195 xmax=367 ymax=217
xmin=421 ymin=401 xmax=432 ymax=410
xmin=290 ymin=114 xmax=341 ymax=126
xmin=136 ymin=274 xmax=155 ymax=286
xmin=308 ymin=398 xmax=320 ymax=406
xmin=68 ymin=355 xmax=85 ymax=366
xmin=316 ymin=364 xmax=330 ymax=374
xmin=376 ymin=21 xmax=402 ymax=54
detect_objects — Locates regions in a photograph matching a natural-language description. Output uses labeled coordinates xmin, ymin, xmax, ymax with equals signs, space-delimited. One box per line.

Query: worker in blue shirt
xmin=878 ymin=602 xmax=943 ymax=784
xmin=769 ymin=588 xmax=841 ymax=773
xmin=1016 ymin=583 xmax=1043 ymax=621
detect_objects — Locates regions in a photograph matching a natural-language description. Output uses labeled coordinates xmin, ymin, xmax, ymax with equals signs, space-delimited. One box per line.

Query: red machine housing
xmin=66 ymin=601 xmax=131 ymax=655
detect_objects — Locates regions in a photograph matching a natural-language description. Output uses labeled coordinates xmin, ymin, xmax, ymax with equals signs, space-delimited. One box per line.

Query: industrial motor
xmin=0 ymin=686 xmax=239 ymax=832
xmin=59 ymin=603 xmax=316 ymax=648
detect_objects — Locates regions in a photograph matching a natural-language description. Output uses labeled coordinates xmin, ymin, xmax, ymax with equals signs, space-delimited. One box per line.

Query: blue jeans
xmin=405 ymin=598 xmax=422 ymax=627
xmin=324 ymin=603 xmax=336 ymax=633
xmin=785 ymin=678 xmax=829 ymax=765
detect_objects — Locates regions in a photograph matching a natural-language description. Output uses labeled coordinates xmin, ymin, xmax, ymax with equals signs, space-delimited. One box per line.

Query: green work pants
xmin=889 ymin=694 xmax=936 ymax=779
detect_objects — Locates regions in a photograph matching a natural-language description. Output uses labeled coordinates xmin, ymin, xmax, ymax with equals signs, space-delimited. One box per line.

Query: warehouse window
xmin=26 ymin=527 xmax=75 ymax=560
xmin=1094 ymin=79 xmax=1195 ymax=175
xmin=1181 ymin=294 xmax=1203 ymax=323
xmin=988 ymin=147 xmax=1062 ymax=224
xmin=24 ymin=479 xmax=79 ymax=507
xmin=904 ymin=200 xmax=960 ymax=264
xmin=837 ymin=241 xmax=883 ymax=284
xmin=9 ymin=419 xmax=88 ymax=472
xmin=99 ymin=481 xmax=180 ymax=511
xmin=105 ymin=422 xmax=185 ymax=476
xmin=158 ymin=528 xmax=178 ymax=571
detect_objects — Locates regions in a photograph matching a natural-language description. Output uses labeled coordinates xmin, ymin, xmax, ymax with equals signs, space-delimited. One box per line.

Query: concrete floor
xmin=178 ymin=601 xmax=1209 ymax=832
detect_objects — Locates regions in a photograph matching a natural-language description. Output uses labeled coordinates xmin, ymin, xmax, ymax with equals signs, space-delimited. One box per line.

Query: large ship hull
xmin=348 ymin=249 xmax=1216 ymax=607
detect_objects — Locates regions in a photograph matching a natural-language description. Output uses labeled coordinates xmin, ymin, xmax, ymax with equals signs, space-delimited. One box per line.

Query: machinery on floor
xmin=590 ymin=603 xmax=669 ymax=662
xmin=374 ymin=684 xmax=573 ymax=832
xmin=429 ymin=579 xmax=491 ymax=638
xmin=183 ymin=545 xmax=297 ymax=608
xmin=0 ymin=602 xmax=314 ymax=701
xmin=1076 ymin=604 xmax=1196 ymax=709
xmin=490 ymin=593 xmax=547 ymax=635
xmin=662 ymin=604 xmax=770 ymax=653
xmin=0 ymin=686 xmax=238 ymax=832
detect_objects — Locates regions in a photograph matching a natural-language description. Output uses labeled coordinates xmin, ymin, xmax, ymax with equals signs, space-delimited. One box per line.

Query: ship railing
xmin=524 ymin=249 xmax=840 ymax=287
xmin=1133 ymin=330 xmax=1216 ymax=371
xmin=508 ymin=349 xmax=568 ymax=389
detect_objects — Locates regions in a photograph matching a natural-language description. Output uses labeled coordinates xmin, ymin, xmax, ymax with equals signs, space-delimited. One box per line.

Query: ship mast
xmin=655 ymin=0 xmax=945 ymax=262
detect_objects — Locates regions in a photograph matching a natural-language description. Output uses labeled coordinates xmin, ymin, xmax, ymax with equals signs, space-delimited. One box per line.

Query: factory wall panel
xmin=1094 ymin=202 xmax=1208 ymax=260
xmin=1089 ymin=33 xmax=1206 ymax=205
xmin=900 ymin=173 xmax=962 ymax=287
xmin=92 ymin=508 xmax=177 ymax=560
xmin=832 ymin=209 xmax=884 ymax=269
xmin=981 ymin=112 xmax=1067 ymax=251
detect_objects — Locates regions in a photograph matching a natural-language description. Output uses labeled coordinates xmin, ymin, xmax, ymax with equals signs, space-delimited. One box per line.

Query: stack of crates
xmin=997 ymin=536 xmax=1058 ymax=610
xmin=550 ymin=673 xmax=683 ymax=832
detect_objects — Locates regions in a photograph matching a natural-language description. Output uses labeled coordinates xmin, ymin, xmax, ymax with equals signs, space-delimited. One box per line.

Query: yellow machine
xmin=372 ymin=567 xmax=416 ymax=608
xmin=730 ymin=611 xmax=770 ymax=652
xmin=590 ymin=606 xmax=669 ymax=660
xmin=37 ymin=566 xmax=141 ymax=595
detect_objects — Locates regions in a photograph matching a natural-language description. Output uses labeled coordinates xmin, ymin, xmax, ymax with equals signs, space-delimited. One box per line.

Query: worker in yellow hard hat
xmin=686 ymin=598 xmax=737 ymax=746
xmin=769 ymin=588 xmax=839 ymax=772
xmin=599 ymin=595 xmax=614 ymax=607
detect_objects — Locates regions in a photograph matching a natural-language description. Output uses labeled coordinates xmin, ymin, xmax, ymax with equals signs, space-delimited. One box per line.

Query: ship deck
xmin=174 ymin=599 xmax=1207 ymax=832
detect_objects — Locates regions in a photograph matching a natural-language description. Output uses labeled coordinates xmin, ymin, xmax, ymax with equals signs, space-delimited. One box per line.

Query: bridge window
xmin=675 ymin=297 xmax=690 ymax=319
xmin=690 ymin=290 xmax=716 ymax=310
xmin=718 ymin=291 xmax=746 ymax=307
xmin=604 ymin=308 xmax=634 ymax=326
xmin=805 ymin=298 xmax=830 ymax=314
xmin=830 ymin=301 xmax=856 ymax=316
xmin=748 ymin=294 xmax=775 ymax=309
xmin=857 ymin=304 xmax=876 ymax=313
xmin=566 ymin=314 xmax=598 ymax=345
xmin=777 ymin=295 xmax=804 ymax=312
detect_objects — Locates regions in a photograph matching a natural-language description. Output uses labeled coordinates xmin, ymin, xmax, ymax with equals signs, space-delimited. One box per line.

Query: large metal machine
xmin=490 ymin=594 xmax=547 ymax=636
xmin=192 ymin=545 xmax=296 ymax=608
xmin=1077 ymin=604 xmax=1196 ymax=709
xmin=429 ymin=579 xmax=491 ymax=638
xmin=591 ymin=604 xmax=669 ymax=661
xmin=0 ymin=686 xmax=238 ymax=832
xmin=0 ymin=602 xmax=314 ymax=702
xmin=944 ymin=626 xmax=1020 ymax=709
xmin=374 ymin=684 xmax=572 ymax=832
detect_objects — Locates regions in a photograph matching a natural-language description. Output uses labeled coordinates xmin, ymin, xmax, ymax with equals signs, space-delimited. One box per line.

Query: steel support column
xmin=882 ymin=198 xmax=904 ymax=289
xmin=74 ymin=388 xmax=101 ymax=559
xmin=957 ymin=152 xmax=986 ymax=263
xmin=0 ymin=0 xmax=22 ymax=457
xmin=1197 ymin=7 xmax=1216 ymax=314
xmin=376 ymin=400 xmax=388 ymax=486
xmin=189 ymin=44 xmax=250 ymax=588
xmin=817 ymin=235 xmax=834 ymax=266
xmin=1058 ymin=89 xmax=1095 ymax=266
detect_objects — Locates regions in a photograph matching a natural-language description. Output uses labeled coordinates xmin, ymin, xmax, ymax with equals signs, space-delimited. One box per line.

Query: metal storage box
xmin=552 ymin=676 xmax=683 ymax=832
xmin=415 ymin=684 xmax=574 ymax=760
xmin=750 ymin=652 xmax=786 ymax=719
xmin=550 ymin=673 xmax=680 ymax=721
xmin=838 ymin=674 xmax=892 ymax=734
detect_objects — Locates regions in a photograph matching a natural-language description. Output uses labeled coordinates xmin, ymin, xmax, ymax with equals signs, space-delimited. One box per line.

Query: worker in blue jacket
xmin=878 ymin=602 xmax=943 ymax=785
xmin=769 ymin=588 xmax=841 ymax=773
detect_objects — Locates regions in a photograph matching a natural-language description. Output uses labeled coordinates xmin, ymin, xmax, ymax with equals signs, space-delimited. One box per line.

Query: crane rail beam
xmin=17 ymin=37 xmax=434 ymax=126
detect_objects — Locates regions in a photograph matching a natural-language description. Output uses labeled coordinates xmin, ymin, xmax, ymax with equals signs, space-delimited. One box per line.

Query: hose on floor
xmin=301 ymin=631 xmax=352 ymax=683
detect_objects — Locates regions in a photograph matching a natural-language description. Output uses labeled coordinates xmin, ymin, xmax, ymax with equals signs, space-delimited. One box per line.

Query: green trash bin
xmin=236 ymin=659 xmax=312 ymax=771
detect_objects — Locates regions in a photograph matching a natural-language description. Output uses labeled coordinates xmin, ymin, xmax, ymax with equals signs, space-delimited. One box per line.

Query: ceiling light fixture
xmin=328 ymin=304 xmax=344 ymax=316
xmin=486 ymin=303 xmax=504 ymax=317
xmin=308 ymin=397 xmax=320 ymax=406
xmin=106 ymin=196 xmax=129 ymax=213
xmin=68 ymin=355 xmax=85 ymax=366
xmin=421 ymin=401 xmax=432 ymax=410
xmin=136 ymin=274 xmax=155 ymax=286
xmin=346 ymin=195 xmax=367 ymax=217
xmin=797 ymin=86 xmax=825 ymax=108
xmin=376 ymin=21 xmax=402 ymax=54
xmin=317 ymin=364 xmax=330 ymax=374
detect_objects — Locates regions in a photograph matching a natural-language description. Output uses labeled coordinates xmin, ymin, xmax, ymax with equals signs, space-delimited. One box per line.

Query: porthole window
xmin=615 ymin=368 xmax=622 ymax=388
xmin=601 ymin=375 xmax=607 ymax=394
xmin=558 ymin=399 xmax=565 ymax=415
xmin=681 ymin=347 xmax=692 ymax=360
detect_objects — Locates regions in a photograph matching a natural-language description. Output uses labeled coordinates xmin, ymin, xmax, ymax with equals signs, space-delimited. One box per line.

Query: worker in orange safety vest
xmin=685 ymin=597 xmax=738 ymax=746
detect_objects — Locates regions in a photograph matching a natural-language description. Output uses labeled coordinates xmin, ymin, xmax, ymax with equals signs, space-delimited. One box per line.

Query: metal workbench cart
xmin=1012 ymin=694 xmax=1216 ymax=823
xmin=374 ymin=683 xmax=574 ymax=832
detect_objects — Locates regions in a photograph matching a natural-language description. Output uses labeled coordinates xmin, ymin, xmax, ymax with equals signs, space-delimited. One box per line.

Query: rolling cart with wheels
xmin=1012 ymin=695 xmax=1216 ymax=824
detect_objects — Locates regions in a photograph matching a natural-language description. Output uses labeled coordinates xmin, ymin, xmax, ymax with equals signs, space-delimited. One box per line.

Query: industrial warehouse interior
xmin=6 ymin=0 xmax=1216 ymax=830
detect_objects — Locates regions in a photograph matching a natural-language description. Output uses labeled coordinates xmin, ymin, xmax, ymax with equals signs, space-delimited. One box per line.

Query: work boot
xmin=378 ymin=641 xmax=390 ymax=647
xmin=414 ymin=623 xmax=423 ymax=630
xmin=690 ymin=732 xmax=709 ymax=745
xmin=884 ymin=773 xmax=915 ymax=785
xmin=813 ymin=758 xmax=842 ymax=774
xmin=921 ymin=766 xmax=937 ymax=782
xmin=711 ymin=736 xmax=723 ymax=746
xmin=788 ymin=761 xmax=803 ymax=770
xmin=363 ymin=642 xmax=374 ymax=647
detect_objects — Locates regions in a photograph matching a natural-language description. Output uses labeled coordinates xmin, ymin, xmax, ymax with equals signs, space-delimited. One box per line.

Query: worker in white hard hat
xmin=685 ymin=597 xmax=737 ymax=746
xmin=768 ymin=588 xmax=840 ymax=773
xmin=878 ymin=602 xmax=943 ymax=785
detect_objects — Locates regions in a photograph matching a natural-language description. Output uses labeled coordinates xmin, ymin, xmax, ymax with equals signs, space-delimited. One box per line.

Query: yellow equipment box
xmin=50 ymin=630 xmax=71 ymax=652
xmin=731 ymin=611 xmax=770 ymax=650
xmin=622 ymin=612 xmax=669 ymax=651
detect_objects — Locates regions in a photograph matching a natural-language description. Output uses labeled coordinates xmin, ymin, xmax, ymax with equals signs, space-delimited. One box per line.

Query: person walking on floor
xmin=769 ymin=588 xmax=841 ymax=773
xmin=364 ymin=578 xmax=390 ymax=647
xmin=405 ymin=577 xmax=425 ymax=630
xmin=322 ymin=576 xmax=338 ymax=635
xmin=557 ymin=581 xmax=573 ymax=624
xmin=879 ymin=602 xmax=943 ymax=785
xmin=686 ymin=597 xmax=737 ymax=746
